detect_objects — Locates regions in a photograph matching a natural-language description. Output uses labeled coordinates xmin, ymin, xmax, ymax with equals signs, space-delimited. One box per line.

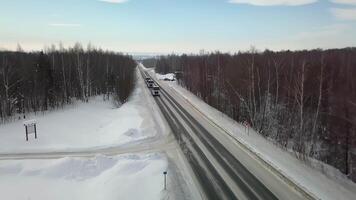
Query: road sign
xmin=23 ymin=119 xmax=37 ymax=141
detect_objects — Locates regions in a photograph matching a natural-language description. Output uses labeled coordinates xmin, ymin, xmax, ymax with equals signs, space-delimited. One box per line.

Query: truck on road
xmin=151 ymin=85 xmax=160 ymax=96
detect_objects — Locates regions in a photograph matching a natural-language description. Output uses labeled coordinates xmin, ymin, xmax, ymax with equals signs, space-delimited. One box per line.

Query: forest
xmin=149 ymin=48 xmax=356 ymax=182
xmin=0 ymin=43 xmax=136 ymax=123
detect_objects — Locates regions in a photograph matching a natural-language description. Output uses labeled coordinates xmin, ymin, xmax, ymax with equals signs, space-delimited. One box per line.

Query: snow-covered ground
xmin=156 ymin=73 xmax=175 ymax=81
xmin=0 ymin=76 xmax=158 ymax=154
xmin=0 ymin=153 xmax=167 ymax=200
xmin=0 ymin=68 xmax=201 ymax=200
xmin=154 ymin=71 xmax=356 ymax=200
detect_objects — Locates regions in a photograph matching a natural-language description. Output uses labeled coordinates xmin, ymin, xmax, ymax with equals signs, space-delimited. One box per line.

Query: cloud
xmin=331 ymin=8 xmax=356 ymax=20
xmin=269 ymin=23 xmax=355 ymax=50
xmin=98 ymin=0 xmax=128 ymax=3
xmin=294 ymin=24 xmax=351 ymax=38
xmin=228 ymin=0 xmax=318 ymax=6
xmin=49 ymin=23 xmax=82 ymax=27
xmin=330 ymin=0 xmax=356 ymax=5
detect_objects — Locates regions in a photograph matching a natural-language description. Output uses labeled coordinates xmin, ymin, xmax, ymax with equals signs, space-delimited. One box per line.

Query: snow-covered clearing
xmin=154 ymin=71 xmax=356 ymax=200
xmin=0 ymin=68 xmax=200 ymax=200
xmin=0 ymin=76 xmax=157 ymax=154
xmin=0 ymin=153 xmax=167 ymax=200
xmin=156 ymin=73 xmax=175 ymax=81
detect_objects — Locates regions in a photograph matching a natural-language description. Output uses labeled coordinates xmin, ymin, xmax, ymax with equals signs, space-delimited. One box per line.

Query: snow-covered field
xmin=154 ymin=71 xmax=356 ymax=200
xmin=0 ymin=77 xmax=157 ymax=154
xmin=156 ymin=73 xmax=175 ymax=81
xmin=0 ymin=68 xmax=200 ymax=200
xmin=0 ymin=153 xmax=167 ymax=200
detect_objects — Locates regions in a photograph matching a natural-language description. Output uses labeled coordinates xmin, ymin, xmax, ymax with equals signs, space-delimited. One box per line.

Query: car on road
xmin=151 ymin=85 xmax=160 ymax=96
xmin=147 ymin=80 xmax=154 ymax=88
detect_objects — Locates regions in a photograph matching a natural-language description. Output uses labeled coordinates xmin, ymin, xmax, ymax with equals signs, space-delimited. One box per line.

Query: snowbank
xmin=0 ymin=68 xmax=199 ymax=200
xmin=0 ymin=74 xmax=158 ymax=154
xmin=160 ymin=77 xmax=356 ymax=200
xmin=156 ymin=73 xmax=175 ymax=81
xmin=0 ymin=153 xmax=167 ymax=200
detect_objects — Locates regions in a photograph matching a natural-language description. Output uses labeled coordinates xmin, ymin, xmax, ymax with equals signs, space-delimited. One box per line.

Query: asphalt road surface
xmin=140 ymin=67 xmax=312 ymax=200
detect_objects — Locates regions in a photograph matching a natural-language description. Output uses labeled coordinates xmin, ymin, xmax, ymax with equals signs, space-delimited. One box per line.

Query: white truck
xmin=151 ymin=85 xmax=160 ymax=96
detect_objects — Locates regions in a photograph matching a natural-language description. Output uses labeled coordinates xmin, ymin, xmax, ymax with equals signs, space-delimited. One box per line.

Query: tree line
xmin=150 ymin=48 xmax=356 ymax=182
xmin=0 ymin=43 xmax=136 ymax=122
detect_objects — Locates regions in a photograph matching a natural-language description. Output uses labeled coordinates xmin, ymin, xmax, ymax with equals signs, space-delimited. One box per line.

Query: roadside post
xmin=163 ymin=171 xmax=167 ymax=190
xmin=243 ymin=121 xmax=250 ymax=135
xmin=23 ymin=120 xmax=37 ymax=141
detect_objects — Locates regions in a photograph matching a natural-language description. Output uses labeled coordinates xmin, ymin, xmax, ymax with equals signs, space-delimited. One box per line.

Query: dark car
xmin=147 ymin=80 xmax=154 ymax=88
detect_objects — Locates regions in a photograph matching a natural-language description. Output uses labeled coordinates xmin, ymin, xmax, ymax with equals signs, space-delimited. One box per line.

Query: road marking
xmin=162 ymin=79 xmax=318 ymax=200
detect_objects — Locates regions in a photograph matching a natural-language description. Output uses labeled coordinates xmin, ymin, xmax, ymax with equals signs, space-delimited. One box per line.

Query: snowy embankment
xmin=0 ymin=82 xmax=157 ymax=154
xmin=154 ymin=72 xmax=356 ymax=200
xmin=0 ymin=153 xmax=167 ymax=200
xmin=156 ymin=73 xmax=175 ymax=81
xmin=0 ymin=68 xmax=199 ymax=200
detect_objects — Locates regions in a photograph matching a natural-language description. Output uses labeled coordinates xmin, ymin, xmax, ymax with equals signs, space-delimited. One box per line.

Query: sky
xmin=0 ymin=0 xmax=356 ymax=54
